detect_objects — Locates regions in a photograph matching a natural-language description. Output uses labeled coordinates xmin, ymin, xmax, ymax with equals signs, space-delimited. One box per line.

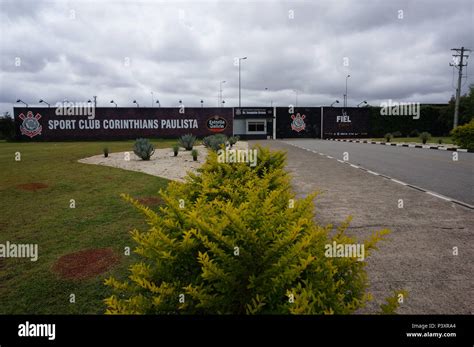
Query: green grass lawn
xmin=0 ymin=140 xmax=174 ymax=314
xmin=369 ymin=136 xmax=453 ymax=144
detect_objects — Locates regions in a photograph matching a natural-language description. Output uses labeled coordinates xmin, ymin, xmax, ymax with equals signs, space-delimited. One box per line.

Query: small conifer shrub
xmin=172 ymin=144 xmax=179 ymax=157
xmin=191 ymin=149 xmax=198 ymax=161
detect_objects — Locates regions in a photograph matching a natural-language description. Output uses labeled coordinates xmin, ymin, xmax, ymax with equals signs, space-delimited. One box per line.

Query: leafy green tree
xmin=440 ymin=84 xmax=474 ymax=129
xmin=451 ymin=119 xmax=474 ymax=150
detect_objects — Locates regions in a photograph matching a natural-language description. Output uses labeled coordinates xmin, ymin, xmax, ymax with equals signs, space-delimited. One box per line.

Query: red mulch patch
xmin=16 ymin=183 xmax=49 ymax=191
xmin=136 ymin=196 xmax=164 ymax=206
xmin=52 ymin=248 xmax=120 ymax=280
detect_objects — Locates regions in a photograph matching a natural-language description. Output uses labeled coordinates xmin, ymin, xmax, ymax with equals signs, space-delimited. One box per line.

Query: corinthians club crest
xmin=19 ymin=111 xmax=42 ymax=138
xmin=290 ymin=113 xmax=306 ymax=132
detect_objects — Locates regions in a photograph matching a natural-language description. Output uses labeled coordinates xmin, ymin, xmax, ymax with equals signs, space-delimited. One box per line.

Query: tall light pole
xmin=345 ymin=74 xmax=351 ymax=108
xmin=357 ymin=100 xmax=367 ymax=107
xmin=238 ymin=56 xmax=247 ymax=108
xmin=110 ymin=100 xmax=117 ymax=107
xmin=219 ymin=81 xmax=226 ymax=106
xmin=133 ymin=100 xmax=139 ymax=107
xmin=330 ymin=100 xmax=339 ymax=107
xmin=264 ymin=88 xmax=273 ymax=107
xmin=293 ymin=89 xmax=299 ymax=107
xmin=151 ymin=92 xmax=154 ymax=107
xmin=156 ymin=100 xmax=161 ymax=108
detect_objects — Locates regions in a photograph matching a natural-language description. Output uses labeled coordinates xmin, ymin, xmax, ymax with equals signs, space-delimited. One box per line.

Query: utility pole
xmin=93 ymin=96 xmax=97 ymax=108
xmin=450 ymin=47 xmax=470 ymax=129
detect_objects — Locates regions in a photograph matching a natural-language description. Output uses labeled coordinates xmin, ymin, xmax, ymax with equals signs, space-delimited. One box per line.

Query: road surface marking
xmin=426 ymin=191 xmax=451 ymax=201
xmin=391 ymin=178 xmax=408 ymax=186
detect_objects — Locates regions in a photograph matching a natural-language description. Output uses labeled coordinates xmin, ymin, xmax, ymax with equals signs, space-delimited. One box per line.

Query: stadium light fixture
xmin=16 ymin=99 xmax=28 ymax=107
xmin=39 ymin=99 xmax=50 ymax=107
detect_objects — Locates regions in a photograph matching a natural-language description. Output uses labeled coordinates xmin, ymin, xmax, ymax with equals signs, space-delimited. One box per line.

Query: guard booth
xmin=232 ymin=107 xmax=274 ymax=139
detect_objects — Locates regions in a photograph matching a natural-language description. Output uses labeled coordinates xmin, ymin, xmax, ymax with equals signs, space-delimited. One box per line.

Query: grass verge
xmin=0 ymin=140 xmax=173 ymax=314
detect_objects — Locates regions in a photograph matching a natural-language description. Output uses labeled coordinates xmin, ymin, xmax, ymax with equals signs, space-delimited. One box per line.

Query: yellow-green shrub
xmin=104 ymin=146 xmax=389 ymax=314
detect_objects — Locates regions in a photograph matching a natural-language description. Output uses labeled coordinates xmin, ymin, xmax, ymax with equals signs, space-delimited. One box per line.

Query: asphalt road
xmin=283 ymin=139 xmax=474 ymax=206
xmin=251 ymin=140 xmax=474 ymax=314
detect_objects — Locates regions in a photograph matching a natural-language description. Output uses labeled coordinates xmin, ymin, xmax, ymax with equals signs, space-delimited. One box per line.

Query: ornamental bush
xmin=451 ymin=119 xmax=474 ymax=150
xmin=203 ymin=134 xmax=227 ymax=151
xmin=419 ymin=131 xmax=431 ymax=144
xmin=392 ymin=131 xmax=402 ymax=138
xmin=133 ymin=138 xmax=155 ymax=160
xmin=228 ymin=136 xmax=240 ymax=148
xmin=105 ymin=146 xmax=390 ymax=314
xmin=179 ymin=134 xmax=196 ymax=151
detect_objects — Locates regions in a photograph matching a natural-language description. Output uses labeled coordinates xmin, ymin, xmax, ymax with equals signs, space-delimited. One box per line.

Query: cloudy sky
xmin=0 ymin=0 xmax=473 ymax=113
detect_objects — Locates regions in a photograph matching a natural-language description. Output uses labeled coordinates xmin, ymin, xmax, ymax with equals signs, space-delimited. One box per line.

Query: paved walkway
xmin=251 ymin=140 xmax=474 ymax=314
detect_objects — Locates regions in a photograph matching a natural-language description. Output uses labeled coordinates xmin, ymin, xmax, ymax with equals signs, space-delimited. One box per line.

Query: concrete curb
xmin=326 ymin=138 xmax=472 ymax=153
xmin=288 ymin=142 xmax=474 ymax=210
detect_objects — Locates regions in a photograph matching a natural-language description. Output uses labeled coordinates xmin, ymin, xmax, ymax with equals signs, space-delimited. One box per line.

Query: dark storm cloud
xmin=0 ymin=0 xmax=472 ymax=113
